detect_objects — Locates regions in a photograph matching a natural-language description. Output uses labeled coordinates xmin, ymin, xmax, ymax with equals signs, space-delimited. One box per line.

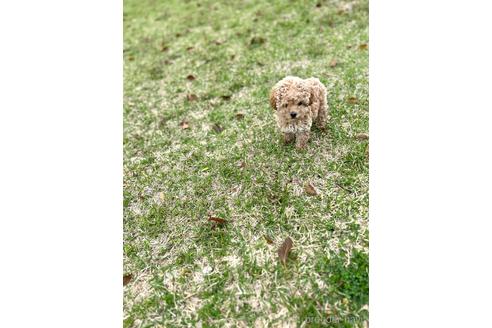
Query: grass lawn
xmin=123 ymin=0 xmax=368 ymax=327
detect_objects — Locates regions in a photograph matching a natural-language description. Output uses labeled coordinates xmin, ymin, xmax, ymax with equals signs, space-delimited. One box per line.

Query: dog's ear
xmin=306 ymin=78 xmax=323 ymax=106
xmin=307 ymin=82 xmax=320 ymax=107
xmin=269 ymin=86 xmax=278 ymax=110
xmin=307 ymin=84 xmax=315 ymax=106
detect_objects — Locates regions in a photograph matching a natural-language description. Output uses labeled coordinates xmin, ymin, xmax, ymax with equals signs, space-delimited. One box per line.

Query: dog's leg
xmin=283 ymin=132 xmax=295 ymax=144
xmin=295 ymin=131 xmax=310 ymax=150
xmin=315 ymin=99 xmax=327 ymax=130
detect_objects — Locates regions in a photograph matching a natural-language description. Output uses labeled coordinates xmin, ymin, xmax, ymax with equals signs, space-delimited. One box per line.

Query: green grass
xmin=123 ymin=0 xmax=368 ymax=326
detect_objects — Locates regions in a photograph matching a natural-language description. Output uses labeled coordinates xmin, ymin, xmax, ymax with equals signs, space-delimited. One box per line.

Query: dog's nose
xmin=290 ymin=112 xmax=297 ymax=118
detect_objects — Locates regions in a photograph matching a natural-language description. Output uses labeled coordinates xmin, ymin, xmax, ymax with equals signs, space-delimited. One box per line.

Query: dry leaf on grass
xmin=278 ymin=237 xmax=293 ymax=265
xmin=123 ymin=274 xmax=133 ymax=286
xmin=329 ymin=59 xmax=338 ymax=67
xmin=186 ymin=74 xmax=196 ymax=81
xmin=237 ymin=161 xmax=246 ymax=169
xmin=235 ymin=112 xmax=245 ymax=120
xmin=179 ymin=120 xmax=190 ymax=129
xmin=208 ymin=217 xmax=228 ymax=229
xmin=305 ymin=182 xmax=319 ymax=196
xmin=208 ymin=217 xmax=227 ymax=224
xmin=348 ymin=96 xmax=358 ymax=104
xmin=355 ymin=133 xmax=369 ymax=140
xmin=221 ymin=95 xmax=232 ymax=101
xmin=359 ymin=43 xmax=368 ymax=50
xmin=187 ymin=94 xmax=198 ymax=101
xmin=264 ymin=235 xmax=274 ymax=244
xmin=250 ymin=36 xmax=266 ymax=45
xmin=212 ymin=124 xmax=224 ymax=133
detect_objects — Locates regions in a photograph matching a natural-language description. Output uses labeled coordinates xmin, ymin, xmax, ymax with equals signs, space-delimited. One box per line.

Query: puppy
xmin=269 ymin=76 xmax=328 ymax=149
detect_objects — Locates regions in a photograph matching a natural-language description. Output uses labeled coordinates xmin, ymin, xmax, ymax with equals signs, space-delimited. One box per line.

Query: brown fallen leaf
xmin=187 ymin=94 xmax=198 ymax=102
xmin=212 ymin=124 xmax=224 ymax=133
xmin=355 ymin=132 xmax=369 ymax=140
xmin=316 ymin=2 xmax=322 ymax=8
xmin=305 ymin=182 xmax=319 ymax=196
xmin=359 ymin=43 xmax=368 ymax=50
xmin=186 ymin=74 xmax=196 ymax=81
xmin=208 ymin=217 xmax=228 ymax=229
xmin=347 ymin=96 xmax=358 ymax=104
xmin=221 ymin=95 xmax=232 ymax=101
xmin=235 ymin=112 xmax=245 ymax=120
xmin=186 ymin=46 xmax=194 ymax=52
xmin=213 ymin=40 xmax=224 ymax=45
xmin=160 ymin=42 xmax=169 ymax=52
xmin=237 ymin=161 xmax=246 ymax=169
xmin=264 ymin=235 xmax=274 ymax=244
xmin=250 ymin=36 xmax=266 ymax=45
xmin=278 ymin=237 xmax=293 ymax=265
xmin=128 ymin=55 xmax=135 ymax=61
xmin=179 ymin=120 xmax=189 ymax=130
xmin=123 ymin=274 xmax=133 ymax=286
xmin=329 ymin=59 xmax=338 ymax=67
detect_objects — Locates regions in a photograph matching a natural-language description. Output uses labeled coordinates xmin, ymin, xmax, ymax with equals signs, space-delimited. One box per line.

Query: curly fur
xmin=269 ymin=76 xmax=328 ymax=149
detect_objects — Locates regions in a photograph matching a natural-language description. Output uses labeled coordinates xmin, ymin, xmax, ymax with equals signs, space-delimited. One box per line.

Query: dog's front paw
xmin=315 ymin=121 xmax=326 ymax=130
xmin=295 ymin=132 xmax=310 ymax=150
xmin=283 ymin=132 xmax=295 ymax=144
xmin=295 ymin=142 xmax=308 ymax=150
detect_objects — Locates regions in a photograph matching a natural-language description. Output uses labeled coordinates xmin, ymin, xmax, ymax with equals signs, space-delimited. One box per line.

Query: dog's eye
xmin=283 ymin=104 xmax=288 ymax=108
xmin=298 ymin=101 xmax=305 ymax=106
